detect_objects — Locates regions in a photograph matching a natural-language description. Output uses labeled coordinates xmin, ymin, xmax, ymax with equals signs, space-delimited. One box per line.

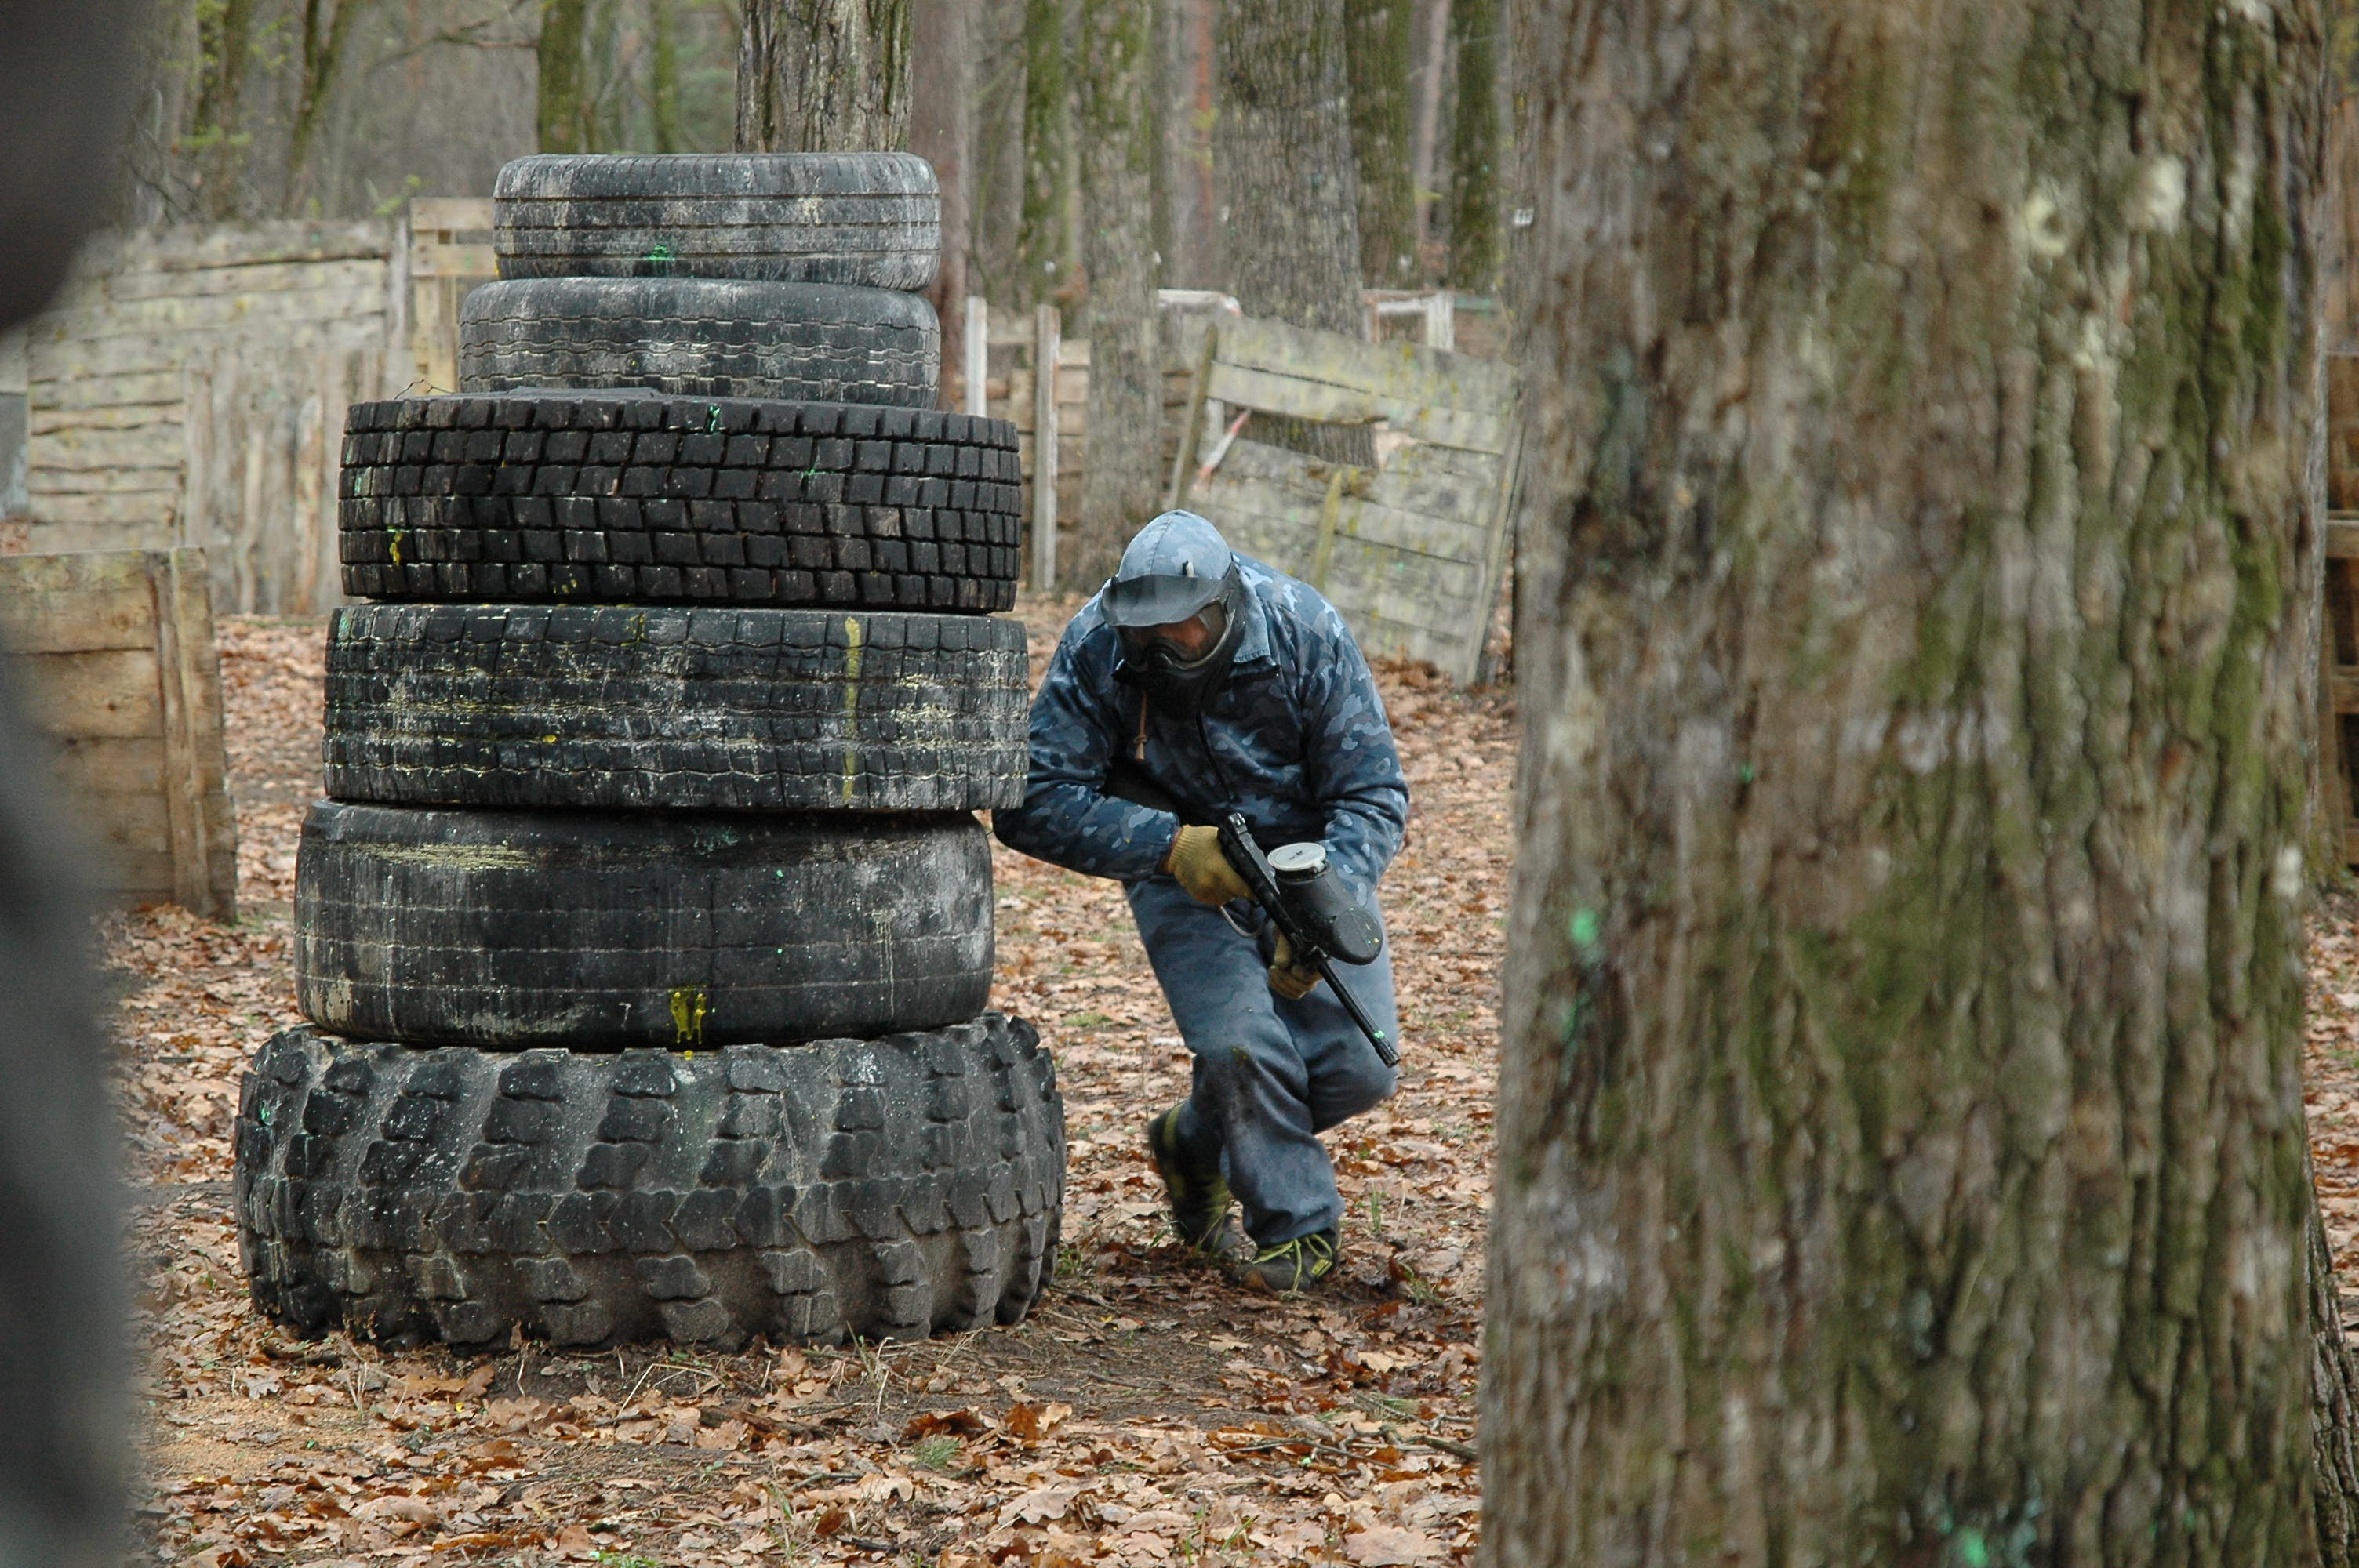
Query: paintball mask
xmin=1103 ymin=512 xmax=1248 ymax=717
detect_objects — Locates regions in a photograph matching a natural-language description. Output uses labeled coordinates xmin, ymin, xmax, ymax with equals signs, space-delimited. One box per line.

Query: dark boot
xmin=1145 ymin=1104 xmax=1232 ymax=1254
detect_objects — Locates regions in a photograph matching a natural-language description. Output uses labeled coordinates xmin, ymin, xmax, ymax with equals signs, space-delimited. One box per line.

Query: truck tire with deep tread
xmin=496 ymin=152 xmax=941 ymax=291
xmin=322 ymin=604 xmax=1029 ymax=812
xmin=296 ymin=803 xmax=994 ymax=1049
xmin=460 ymin=278 xmax=940 ymax=407
xmin=339 ymin=394 xmax=1021 ymax=611
xmin=234 ymin=1014 xmax=1063 ymax=1348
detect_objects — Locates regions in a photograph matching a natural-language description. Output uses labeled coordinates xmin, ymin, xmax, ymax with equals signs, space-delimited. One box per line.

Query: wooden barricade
xmin=1165 ymin=315 xmax=1521 ymax=684
xmin=406 ymin=198 xmax=498 ymax=396
xmin=0 ymin=549 xmax=237 ymax=918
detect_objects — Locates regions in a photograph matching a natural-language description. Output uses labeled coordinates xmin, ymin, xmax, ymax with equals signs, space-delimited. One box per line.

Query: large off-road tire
xmin=322 ymin=604 xmax=1030 ymax=813
xmin=495 ymin=152 xmax=940 ymax=290
xmin=338 ymin=394 xmax=1021 ymax=612
xmin=234 ymin=1014 xmax=1063 ymax=1349
xmin=295 ymin=803 xmax=994 ymax=1049
xmin=459 ymin=278 xmax=940 ymax=407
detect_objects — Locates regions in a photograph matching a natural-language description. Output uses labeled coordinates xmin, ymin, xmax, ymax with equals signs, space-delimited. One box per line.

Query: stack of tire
xmin=232 ymin=152 xmax=1063 ymax=1353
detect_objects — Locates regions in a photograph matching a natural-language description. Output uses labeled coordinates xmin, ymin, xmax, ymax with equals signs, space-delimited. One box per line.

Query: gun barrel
xmin=1321 ymin=957 xmax=1400 ymax=1068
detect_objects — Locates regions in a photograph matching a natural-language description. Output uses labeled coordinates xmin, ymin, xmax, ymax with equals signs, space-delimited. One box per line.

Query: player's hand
xmin=1267 ymin=934 xmax=1320 ymax=1000
xmin=1165 ymin=824 xmax=1251 ymax=906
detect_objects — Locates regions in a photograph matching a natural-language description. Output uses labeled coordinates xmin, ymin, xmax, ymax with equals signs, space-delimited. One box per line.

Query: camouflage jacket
xmin=993 ymin=556 xmax=1409 ymax=899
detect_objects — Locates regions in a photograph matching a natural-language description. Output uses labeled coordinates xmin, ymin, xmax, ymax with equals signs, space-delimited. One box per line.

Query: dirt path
xmin=119 ymin=601 xmax=1513 ymax=1567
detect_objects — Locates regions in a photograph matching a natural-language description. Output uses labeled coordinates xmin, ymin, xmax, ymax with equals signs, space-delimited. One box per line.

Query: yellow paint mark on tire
xmin=841 ymin=615 xmax=863 ymax=803
xmin=669 ymin=986 xmax=709 ymax=1047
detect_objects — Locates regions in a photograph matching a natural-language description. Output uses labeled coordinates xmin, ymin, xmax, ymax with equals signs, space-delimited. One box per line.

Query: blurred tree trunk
xmin=1215 ymin=0 xmax=1364 ymax=460
xmin=537 ymin=0 xmax=591 ymax=153
xmin=284 ymin=0 xmax=372 ymax=212
xmin=652 ymin=0 xmax=685 ymax=151
xmin=1160 ymin=0 xmax=1219 ymax=289
xmin=1441 ymin=0 xmax=1493 ymax=289
xmin=1485 ymin=0 xmax=2350 ymax=1563
xmin=186 ymin=0 xmax=260 ymax=219
xmin=1073 ymin=0 xmax=1159 ymax=583
xmin=912 ymin=0 xmax=976 ymax=405
xmin=1014 ymin=0 xmax=1070 ymax=307
xmin=1344 ymin=0 xmax=1414 ymax=285
xmin=736 ymin=0 xmax=911 ymax=151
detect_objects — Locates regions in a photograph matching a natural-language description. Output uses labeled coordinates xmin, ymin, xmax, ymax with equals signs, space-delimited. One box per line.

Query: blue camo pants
xmin=1124 ymin=875 xmax=1399 ymax=1245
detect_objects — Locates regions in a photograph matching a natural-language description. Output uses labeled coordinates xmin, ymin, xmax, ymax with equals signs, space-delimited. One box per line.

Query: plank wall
xmin=20 ymin=220 xmax=408 ymax=615
xmin=0 ymin=549 xmax=238 ymax=917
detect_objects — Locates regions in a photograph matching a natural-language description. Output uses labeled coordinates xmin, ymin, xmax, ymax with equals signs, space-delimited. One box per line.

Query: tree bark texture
xmin=1346 ymin=0 xmax=1416 ymax=284
xmin=1215 ymin=0 xmax=1365 ymax=460
xmin=1074 ymin=0 xmax=1161 ymax=583
xmin=1213 ymin=0 xmax=1362 ymax=336
xmin=911 ymin=0 xmax=976 ymax=405
xmin=1441 ymin=0 xmax=1496 ymax=289
xmin=2312 ymin=1147 xmax=2359 ymax=1561
xmin=1014 ymin=0 xmax=1071 ymax=307
xmin=1485 ymin=2 xmax=2337 ymax=1563
xmin=537 ymin=0 xmax=592 ymax=154
xmin=736 ymin=0 xmax=912 ymax=152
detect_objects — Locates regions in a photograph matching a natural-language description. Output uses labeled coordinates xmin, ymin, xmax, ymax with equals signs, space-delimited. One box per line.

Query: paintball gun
xmin=1216 ymin=812 xmax=1398 ymax=1067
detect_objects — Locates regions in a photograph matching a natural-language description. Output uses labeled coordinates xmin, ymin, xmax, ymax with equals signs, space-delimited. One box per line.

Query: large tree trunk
xmin=1344 ymin=0 xmax=1415 ymax=285
xmin=911 ymin=0 xmax=976 ymax=405
xmin=736 ymin=0 xmax=912 ymax=151
xmin=1214 ymin=0 xmax=1363 ymax=459
xmin=1484 ymin=1 xmax=2345 ymax=1563
xmin=1072 ymin=0 xmax=1160 ymax=584
xmin=1440 ymin=0 xmax=1494 ymax=289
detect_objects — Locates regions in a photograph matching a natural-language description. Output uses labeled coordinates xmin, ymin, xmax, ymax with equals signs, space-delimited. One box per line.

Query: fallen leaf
xmin=1344 ymin=1524 xmax=1444 ymax=1566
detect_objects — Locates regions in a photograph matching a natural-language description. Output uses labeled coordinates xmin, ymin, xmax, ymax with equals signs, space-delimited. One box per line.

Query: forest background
xmin=121 ymin=0 xmax=1507 ymax=319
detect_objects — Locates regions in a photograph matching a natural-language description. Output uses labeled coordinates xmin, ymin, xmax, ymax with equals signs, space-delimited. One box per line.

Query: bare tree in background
xmin=1214 ymin=0 xmax=1362 ymax=458
xmin=284 ymin=0 xmax=380 ymax=207
xmin=536 ymin=0 xmax=593 ymax=151
xmin=1485 ymin=0 xmax=2359 ymax=1560
xmin=911 ymin=0 xmax=975 ymax=401
xmin=1440 ymin=0 xmax=1493 ymax=289
xmin=1343 ymin=0 xmax=1414 ymax=285
xmin=736 ymin=0 xmax=911 ymax=150
xmin=1012 ymin=0 xmax=1070 ymax=307
xmin=1071 ymin=0 xmax=1158 ymax=582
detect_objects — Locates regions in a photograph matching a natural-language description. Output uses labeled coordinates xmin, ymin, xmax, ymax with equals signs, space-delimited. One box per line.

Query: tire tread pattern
xmin=495 ymin=152 xmax=940 ymax=290
xmin=236 ymin=1015 xmax=1063 ymax=1348
xmin=459 ymin=278 xmax=940 ymax=407
xmin=322 ymin=604 xmax=1029 ymax=812
xmin=338 ymin=395 xmax=1021 ymax=612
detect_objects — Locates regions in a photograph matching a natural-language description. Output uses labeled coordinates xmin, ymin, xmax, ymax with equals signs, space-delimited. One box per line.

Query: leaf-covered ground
xmin=118 ymin=605 xmax=2359 ymax=1566
xmin=117 ymin=600 xmax=1514 ymax=1567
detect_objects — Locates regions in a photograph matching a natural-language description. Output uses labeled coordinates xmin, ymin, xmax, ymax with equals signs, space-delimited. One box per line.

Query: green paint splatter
xmin=1568 ymin=908 xmax=1601 ymax=949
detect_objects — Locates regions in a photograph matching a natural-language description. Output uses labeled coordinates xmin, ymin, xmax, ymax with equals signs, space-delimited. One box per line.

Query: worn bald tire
xmin=338 ymin=394 xmax=1021 ymax=611
xmin=495 ymin=152 xmax=940 ymax=290
xmin=322 ymin=604 xmax=1030 ymax=813
xmin=459 ymin=278 xmax=940 ymax=406
xmin=294 ymin=803 xmax=994 ymax=1049
xmin=233 ymin=1014 xmax=1063 ymax=1349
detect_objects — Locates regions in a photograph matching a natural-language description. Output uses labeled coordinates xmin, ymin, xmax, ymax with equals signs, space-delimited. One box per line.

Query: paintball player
xmin=994 ymin=511 xmax=1408 ymax=1293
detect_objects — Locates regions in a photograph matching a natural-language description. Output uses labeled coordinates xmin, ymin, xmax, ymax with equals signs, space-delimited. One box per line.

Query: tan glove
xmin=1164 ymin=823 xmax=1251 ymax=906
xmin=1267 ymin=933 xmax=1321 ymax=1000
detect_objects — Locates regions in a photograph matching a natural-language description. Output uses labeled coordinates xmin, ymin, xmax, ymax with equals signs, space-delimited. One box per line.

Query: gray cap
xmin=1102 ymin=511 xmax=1235 ymax=628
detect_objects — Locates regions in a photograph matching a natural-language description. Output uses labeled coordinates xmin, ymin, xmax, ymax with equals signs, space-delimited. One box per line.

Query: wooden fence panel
xmin=18 ymin=220 xmax=405 ymax=614
xmin=1170 ymin=317 xmax=1520 ymax=683
xmin=0 ymin=549 xmax=237 ymax=917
